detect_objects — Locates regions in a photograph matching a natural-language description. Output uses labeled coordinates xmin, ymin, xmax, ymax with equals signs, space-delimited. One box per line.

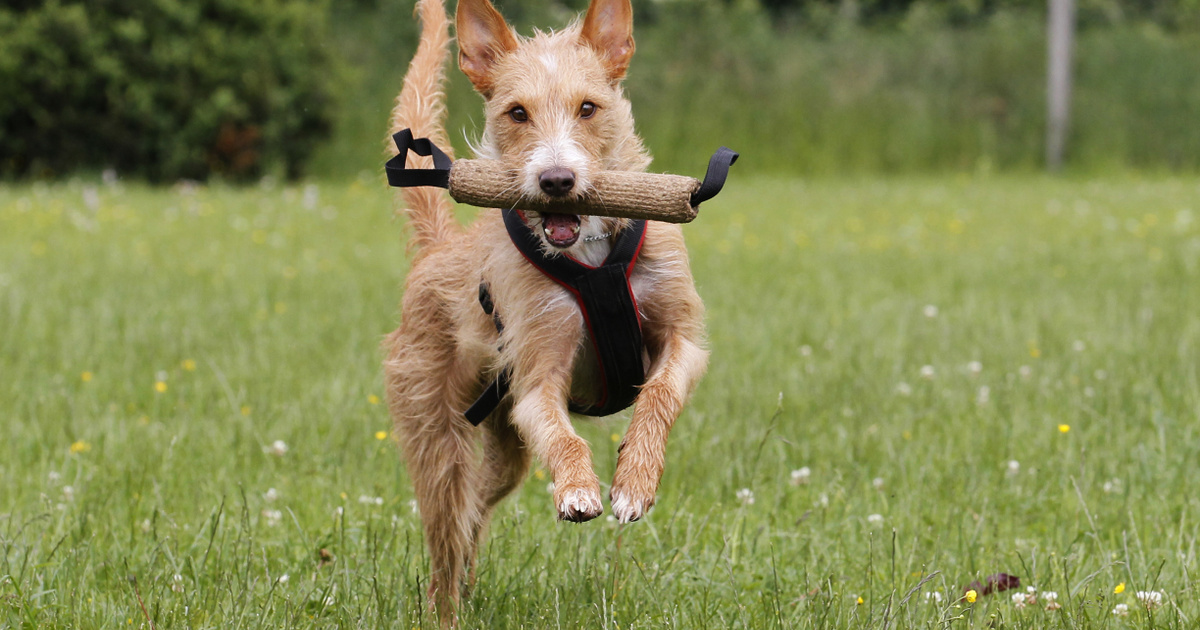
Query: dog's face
xmin=457 ymin=0 xmax=648 ymax=254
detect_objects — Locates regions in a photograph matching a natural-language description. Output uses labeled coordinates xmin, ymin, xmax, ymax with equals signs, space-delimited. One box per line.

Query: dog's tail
xmin=388 ymin=0 xmax=457 ymax=253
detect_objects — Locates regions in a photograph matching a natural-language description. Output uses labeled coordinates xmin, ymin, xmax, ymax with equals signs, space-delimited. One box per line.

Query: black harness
xmin=464 ymin=209 xmax=647 ymax=425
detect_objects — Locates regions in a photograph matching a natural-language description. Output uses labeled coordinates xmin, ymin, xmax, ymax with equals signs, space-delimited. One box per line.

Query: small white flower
xmin=866 ymin=513 xmax=883 ymax=525
xmin=923 ymin=305 xmax=939 ymax=318
xmin=736 ymin=488 xmax=755 ymax=505
xmin=895 ymin=382 xmax=912 ymax=396
xmin=1112 ymin=603 xmax=1129 ymax=617
xmin=1007 ymin=460 xmax=1020 ymax=476
xmin=155 ymin=370 xmax=169 ymax=383
xmin=264 ymin=488 xmax=279 ymax=502
xmin=872 ymin=477 xmax=885 ymax=490
xmin=62 ymin=486 xmax=75 ymax=501
xmin=1136 ymin=590 xmax=1163 ymax=609
xmin=546 ymin=482 xmax=555 ymax=495
xmin=818 ymin=493 xmax=829 ymax=508
xmin=171 ymin=573 xmax=184 ymax=594
xmin=407 ymin=499 xmax=419 ymax=514
xmin=1019 ymin=365 xmax=1032 ymax=379
xmin=358 ymin=495 xmax=383 ymax=506
xmin=1042 ymin=591 xmax=1060 ymax=610
xmin=967 ymin=361 xmax=983 ymax=376
xmin=919 ymin=365 xmax=935 ymax=380
xmin=1072 ymin=340 xmax=1086 ymax=352
xmin=924 ymin=591 xmax=943 ymax=604
xmin=140 ymin=519 xmax=152 ymax=533
xmin=277 ymin=573 xmax=289 ymax=585
xmin=333 ymin=506 xmax=344 ymax=517
xmin=977 ymin=386 xmax=990 ymax=404
xmin=800 ymin=345 xmax=812 ymax=357
xmin=1103 ymin=478 xmax=1122 ymax=494
xmin=1012 ymin=592 xmax=1027 ymax=609
xmin=262 ymin=509 xmax=282 ymax=526
xmin=323 ymin=595 xmax=335 ymax=607
xmin=790 ymin=467 xmax=811 ymax=485
xmin=265 ymin=440 xmax=288 ymax=456
xmin=1083 ymin=386 xmax=1095 ymax=398
xmin=48 ymin=471 xmax=62 ymax=484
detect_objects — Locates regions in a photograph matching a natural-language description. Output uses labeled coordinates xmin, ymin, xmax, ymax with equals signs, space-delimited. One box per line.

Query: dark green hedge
xmin=0 ymin=0 xmax=338 ymax=181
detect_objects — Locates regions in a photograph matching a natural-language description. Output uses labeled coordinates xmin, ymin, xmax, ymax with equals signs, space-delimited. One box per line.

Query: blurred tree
xmin=0 ymin=0 xmax=339 ymax=181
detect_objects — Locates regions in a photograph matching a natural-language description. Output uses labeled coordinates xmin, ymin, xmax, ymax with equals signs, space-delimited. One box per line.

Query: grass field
xmin=2 ymin=174 xmax=1199 ymax=628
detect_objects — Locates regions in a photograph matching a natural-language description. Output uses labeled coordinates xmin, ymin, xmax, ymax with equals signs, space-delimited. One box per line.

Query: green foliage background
xmin=0 ymin=0 xmax=339 ymax=182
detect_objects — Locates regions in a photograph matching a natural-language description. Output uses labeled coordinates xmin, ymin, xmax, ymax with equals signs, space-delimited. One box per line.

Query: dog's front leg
xmin=610 ymin=330 xmax=709 ymax=523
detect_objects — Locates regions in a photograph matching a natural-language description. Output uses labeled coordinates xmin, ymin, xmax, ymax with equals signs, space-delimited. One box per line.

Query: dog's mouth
xmin=540 ymin=212 xmax=581 ymax=248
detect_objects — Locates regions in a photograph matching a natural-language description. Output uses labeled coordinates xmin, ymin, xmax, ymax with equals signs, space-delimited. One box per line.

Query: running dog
xmin=384 ymin=0 xmax=708 ymax=619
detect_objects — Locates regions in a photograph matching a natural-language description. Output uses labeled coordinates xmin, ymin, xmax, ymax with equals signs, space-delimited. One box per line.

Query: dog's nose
xmin=538 ymin=168 xmax=575 ymax=197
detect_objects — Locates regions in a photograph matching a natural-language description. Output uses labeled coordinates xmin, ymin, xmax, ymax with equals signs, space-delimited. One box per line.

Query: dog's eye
xmin=508 ymin=106 xmax=528 ymax=123
xmin=579 ymin=102 xmax=597 ymax=119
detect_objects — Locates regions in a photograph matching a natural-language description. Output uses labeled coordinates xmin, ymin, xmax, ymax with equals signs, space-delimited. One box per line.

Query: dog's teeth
xmin=571 ymin=224 xmax=580 ymax=235
xmin=543 ymin=225 xmax=553 ymax=238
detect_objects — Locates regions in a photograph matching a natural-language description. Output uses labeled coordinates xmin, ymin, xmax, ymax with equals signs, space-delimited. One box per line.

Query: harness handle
xmin=690 ymin=147 xmax=739 ymax=208
xmin=385 ymin=128 xmax=453 ymax=189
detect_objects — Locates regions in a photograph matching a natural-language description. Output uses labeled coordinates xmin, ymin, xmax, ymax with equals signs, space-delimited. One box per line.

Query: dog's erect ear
xmin=456 ymin=0 xmax=518 ymax=95
xmin=580 ymin=0 xmax=635 ymax=81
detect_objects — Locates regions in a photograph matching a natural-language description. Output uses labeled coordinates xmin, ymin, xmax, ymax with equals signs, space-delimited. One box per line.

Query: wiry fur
xmin=383 ymin=0 xmax=708 ymax=623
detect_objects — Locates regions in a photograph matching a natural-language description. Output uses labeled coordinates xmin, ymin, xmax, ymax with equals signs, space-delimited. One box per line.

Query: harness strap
xmin=385 ymin=129 xmax=452 ymax=189
xmin=464 ymin=211 xmax=647 ymax=425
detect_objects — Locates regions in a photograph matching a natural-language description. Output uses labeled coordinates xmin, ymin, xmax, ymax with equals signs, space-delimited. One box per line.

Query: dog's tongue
xmin=542 ymin=213 xmax=580 ymax=246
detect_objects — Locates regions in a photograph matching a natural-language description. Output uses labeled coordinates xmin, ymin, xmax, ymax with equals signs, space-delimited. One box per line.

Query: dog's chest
xmin=565 ymin=265 xmax=654 ymax=406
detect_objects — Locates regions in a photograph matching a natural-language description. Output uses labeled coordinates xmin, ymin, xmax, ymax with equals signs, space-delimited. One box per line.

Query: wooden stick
xmin=448 ymin=159 xmax=703 ymax=223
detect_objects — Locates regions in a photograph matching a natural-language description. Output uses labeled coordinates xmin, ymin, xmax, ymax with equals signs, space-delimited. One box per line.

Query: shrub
xmin=0 ymin=0 xmax=339 ymax=181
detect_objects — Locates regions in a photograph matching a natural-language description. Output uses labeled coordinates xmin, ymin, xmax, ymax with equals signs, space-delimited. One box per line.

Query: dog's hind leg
xmin=384 ymin=327 xmax=483 ymax=624
xmin=464 ymin=405 xmax=529 ymax=590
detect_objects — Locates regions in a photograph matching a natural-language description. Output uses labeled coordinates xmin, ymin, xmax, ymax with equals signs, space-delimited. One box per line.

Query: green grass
xmin=2 ymin=174 xmax=1199 ymax=628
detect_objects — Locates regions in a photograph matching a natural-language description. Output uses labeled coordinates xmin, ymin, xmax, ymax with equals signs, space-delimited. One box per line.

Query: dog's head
xmin=457 ymin=0 xmax=650 ymax=254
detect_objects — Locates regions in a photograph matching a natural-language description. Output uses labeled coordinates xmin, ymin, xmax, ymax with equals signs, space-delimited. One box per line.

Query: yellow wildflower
xmin=611 ymin=433 xmax=621 ymax=443
xmin=856 ymin=596 xmax=864 ymax=605
xmin=70 ymin=440 xmax=91 ymax=454
xmin=182 ymin=359 xmax=196 ymax=371
xmin=241 ymin=406 xmax=251 ymax=416
xmin=965 ymin=589 xmax=977 ymax=603
xmin=1115 ymin=582 xmax=1125 ymax=594
xmin=1058 ymin=424 xmax=1070 ymax=434
xmin=81 ymin=371 xmax=93 ymax=383
xmin=375 ymin=431 xmax=387 ymax=441
xmin=368 ymin=394 xmax=380 ymax=405
xmin=155 ymin=381 xmax=167 ymax=393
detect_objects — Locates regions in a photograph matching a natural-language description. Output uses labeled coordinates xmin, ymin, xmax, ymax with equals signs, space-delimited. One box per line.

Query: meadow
xmin=2 ymin=173 xmax=1200 ymax=628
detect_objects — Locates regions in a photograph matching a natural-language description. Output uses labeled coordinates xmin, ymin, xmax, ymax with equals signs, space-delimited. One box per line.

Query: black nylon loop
xmin=689 ymin=146 xmax=739 ymax=208
xmin=385 ymin=128 xmax=453 ymax=189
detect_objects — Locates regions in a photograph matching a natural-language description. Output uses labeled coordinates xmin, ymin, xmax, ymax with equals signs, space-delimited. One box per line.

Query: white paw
xmin=610 ymin=491 xmax=652 ymax=523
xmin=557 ymin=487 xmax=603 ymax=522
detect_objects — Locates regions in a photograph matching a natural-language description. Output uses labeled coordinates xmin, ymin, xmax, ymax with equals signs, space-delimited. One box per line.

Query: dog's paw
xmin=556 ymin=486 xmax=603 ymax=523
xmin=609 ymin=489 xmax=654 ymax=523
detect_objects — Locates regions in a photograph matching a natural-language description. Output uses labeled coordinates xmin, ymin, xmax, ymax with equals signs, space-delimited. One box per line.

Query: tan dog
xmin=384 ymin=0 xmax=708 ymax=619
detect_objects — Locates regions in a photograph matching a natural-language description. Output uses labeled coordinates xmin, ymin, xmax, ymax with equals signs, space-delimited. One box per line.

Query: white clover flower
xmin=1007 ymin=460 xmax=1020 ymax=476
xmin=736 ymin=488 xmax=755 ymax=505
xmin=1136 ymin=590 xmax=1163 ymax=609
xmin=1103 ymin=478 xmax=1122 ymax=494
xmin=62 ymin=486 xmax=75 ymax=501
xmin=140 ymin=519 xmax=152 ymax=533
xmin=1019 ymin=365 xmax=1032 ymax=379
xmin=155 ymin=370 xmax=169 ymax=383
xmin=1112 ymin=603 xmax=1129 ymax=617
xmin=977 ymin=386 xmax=990 ymax=404
xmin=919 ymin=365 xmax=935 ymax=380
xmin=407 ymin=499 xmax=419 ymax=514
xmin=1011 ymin=592 xmax=1026 ymax=608
xmin=277 ymin=573 xmax=289 ymax=585
xmin=895 ymin=382 xmax=912 ymax=396
xmin=264 ymin=488 xmax=279 ymax=502
xmin=967 ymin=361 xmax=983 ymax=376
xmin=358 ymin=495 xmax=383 ymax=506
xmin=1042 ymin=591 xmax=1060 ymax=610
xmin=872 ymin=477 xmax=885 ymax=490
xmin=1072 ymin=340 xmax=1086 ymax=352
xmin=800 ymin=345 xmax=813 ymax=357
xmin=333 ymin=506 xmax=344 ymax=517
xmin=924 ymin=591 xmax=943 ymax=604
xmin=171 ymin=574 xmax=185 ymax=594
xmin=265 ymin=440 xmax=288 ymax=456
xmin=262 ymin=509 xmax=282 ymax=527
xmin=923 ymin=305 xmax=939 ymax=318
xmin=867 ymin=513 xmax=883 ymax=525
xmin=48 ymin=471 xmax=62 ymax=484
xmin=790 ymin=467 xmax=811 ymax=485
xmin=818 ymin=493 xmax=829 ymax=508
